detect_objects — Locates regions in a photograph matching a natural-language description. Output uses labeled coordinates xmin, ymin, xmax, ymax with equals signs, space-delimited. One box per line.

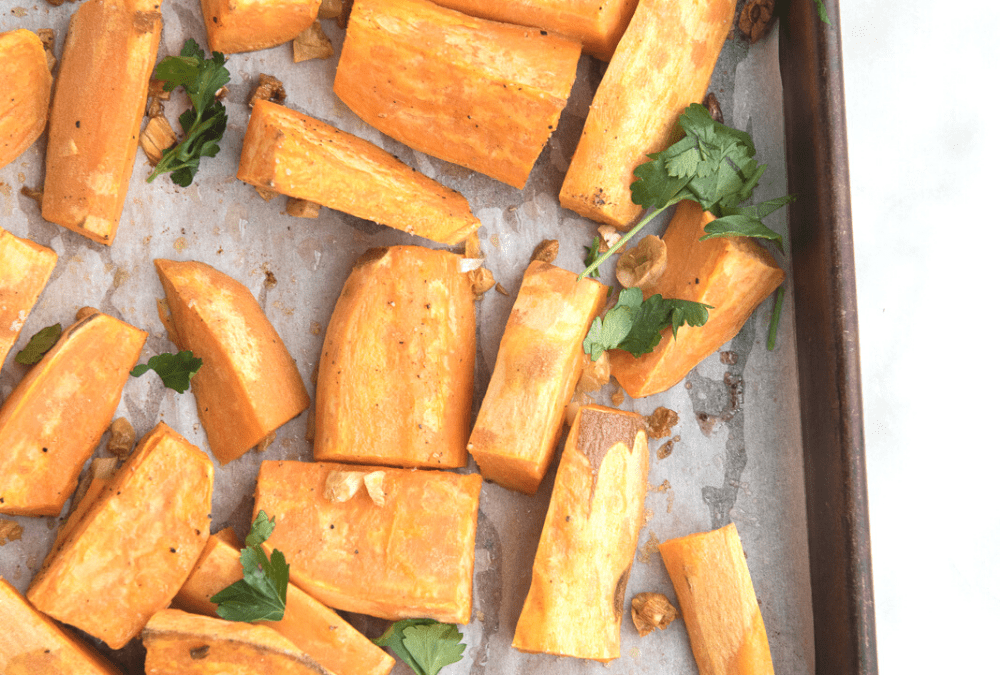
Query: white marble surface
xmin=841 ymin=0 xmax=1000 ymax=670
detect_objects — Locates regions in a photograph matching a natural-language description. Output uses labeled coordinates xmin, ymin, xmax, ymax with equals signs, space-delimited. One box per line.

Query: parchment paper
xmin=0 ymin=2 xmax=813 ymax=673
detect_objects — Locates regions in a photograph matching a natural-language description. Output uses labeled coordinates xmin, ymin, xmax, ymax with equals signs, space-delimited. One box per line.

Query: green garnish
xmin=130 ymin=350 xmax=202 ymax=393
xmin=814 ymin=0 xmax=831 ymax=24
xmin=374 ymin=619 xmax=466 ymax=675
xmin=582 ymin=287 xmax=711 ymax=361
xmin=147 ymin=39 xmax=230 ymax=187
xmin=582 ymin=235 xmax=602 ymax=279
xmin=210 ymin=510 xmax=290 ymax=623
xmin=14 ymin=323 xmax=61 ymax=365
xmin=767 ymin=284 xmax=785 ymax=351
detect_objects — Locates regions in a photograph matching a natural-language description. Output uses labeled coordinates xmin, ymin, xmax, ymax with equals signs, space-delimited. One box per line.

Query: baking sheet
xmin=1 ymin=2 xmax=819 ymax=673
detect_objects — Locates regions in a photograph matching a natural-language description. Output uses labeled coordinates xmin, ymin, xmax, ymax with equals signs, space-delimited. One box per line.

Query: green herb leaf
xmin=374 ymin=619 xmax=466 ymax=675
xmin=211 ymin=510 xmax=289 ymax=623
xmin=14 ymin=323 xmax=62 ymax=365
xmin=147 ymin=39 xmax=230 ymax=186
xmin=767 ymin=284 xmax=785 ymax=351
xmin=130 ymin=351 xmax=202 ymax=393
xmin=813 ymin=0 xmax=831 ymax=24
xmin=582 ymin=236 xmax=602 ymax=279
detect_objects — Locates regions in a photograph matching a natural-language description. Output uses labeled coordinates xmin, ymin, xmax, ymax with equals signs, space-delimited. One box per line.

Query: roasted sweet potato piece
xmin=155 ymin=259 xmax=310 ymax=465
xmin=609 ymin=200 xmax=785 ymax=397
xmin=238 ymin=100 xmax=480 ymax=246
xmin=0 ymin=29 xmax=52 ymax=170
xmin=314 ymin=246 xmax=475 ymax=469
xmin=659 ymin=523 xmax=776 ymax=675
xmin=174 ymin=532 xmax=395 ymax=675
xmin=560 ymin=0 xmax=737 ymax=228
xmin=0 ymin=579 xmax=122 ymax=675
xmin=41 ymin=0 xmax=162 ymax=245
xmin=254 ymin=460 xmax=482 ymax=623
xmin=27 ymin=423 xmax=213 ymax=649
xmin=0 ymin=312 xmax=146 ymax=517
xmin=0 ymin=227 xmax=58 ymax=368
xmin=143 ymin=609 xmax=333 ymax=674
xmin=201 ymin=0 xmax=321 ymax=54
xmin=334 ymin=0 xmax=581 ymax=189
xmin=512 ymin=405 xmax=649 ymax=661
xmin=467 ymin=261 xmax=606 ymax=494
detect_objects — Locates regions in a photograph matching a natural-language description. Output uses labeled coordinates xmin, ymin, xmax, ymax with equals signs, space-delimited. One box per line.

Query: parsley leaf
xmin=583 ymin=288 xmax=711 ymax=361
xmin=582 ymin=235 xmax=602 ymax=279
xmin=210 ymin=511 xmax=290 ymax=623
xmin=130 ymin=350 xmax=202 ymax=393
xmin=147 ymin=39 xmax=230 ymax=187
xmin=374 ymin=620 xmax=466 ymax=675
xmin=14 ymin=323 xmax=62 ymax=365
xmin=814 ymin=0 xmax=831 ymax=24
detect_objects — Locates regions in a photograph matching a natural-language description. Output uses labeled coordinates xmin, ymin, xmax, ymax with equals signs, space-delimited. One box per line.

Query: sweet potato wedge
xmin=0 ymin=227 xmax=58 ymax=368
xmin=430 ymin=0 xmax=638 ymax=61
xmin=254 ymin=460 xmax=482 ymax=623
xmin=201 ymin=0 xmax=321 ymax=54
xmin=0 ymin=29 xmax=52 ymax=170
xmin=512 ymin=405 xmax=648 ymax=662
xmin=143 ymin=608 xmax=333 ymax=674
xmin=238 ymin=100 xmax=480 ymax=246
xmin=609 ymin=200 xmax=785 ymax=398
xmin=314 ymin=246 xmax=475 ymax=469
xmin=467 ymin=261 xmax=606 ymax=494
xmin=559 ymin=0 xmax=737 ymax=228
xmin=0 ymin=311 xmax=146 ymax=517
xmin=174 ymin=532 xmax=395 ymax=675
xmin=27 ymin=423 xmax=213 ymax=649
xmin=155 ymin=259 xmax=310 ymax=465
xmin=658 ymin=523 xmax=775 ymax=675
xmin=41 ymin=0 xmax=162 ymax=245
xmin=334 ymin=0 xmax=581 ymax=189
xmin=0 ymin=578 xmax=122 ymax=675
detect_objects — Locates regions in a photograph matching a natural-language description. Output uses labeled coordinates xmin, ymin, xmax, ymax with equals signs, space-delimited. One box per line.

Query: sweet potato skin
xmin=27 ymin=423 xmax=213 ymax=649
xmin=467 ymin=261 xmax=607 ymax=494
xmin=238 ymin=100 xmax=480 ymax=245
xmin=0 ymin=29 xmax=52 ymax=170
xmin=559 ymin=0 xmax=737 ymax=228
xmin=201 ymin=0 xmax=321 ymax=54
xmin=314 ymin=246 xmax=475 ymax=469
xmin=512 ymin=405 xmax=648 ymax=661
xmin=155 ymin=259 xmax=310 ymax=465
xmin=0 ymin=312 xmax=146 ymax=516
xmin=609 ymin=200 xmax=785 ymax=397
xmin=41 ymin=0 xmax=162 ymax=245
xmin=254 ymin=460 xmax=482 ymax=623
xmin=0 ymin=227 xmax=58 ymax=368
xmin=334 ymin=0 xmax=581 ymax=189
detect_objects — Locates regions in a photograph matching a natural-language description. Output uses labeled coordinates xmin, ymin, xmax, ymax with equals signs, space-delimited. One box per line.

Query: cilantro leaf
xmin=583 ymin=289 xmax=712 ymax=360
xmin=130 ymin=350 xmax=202 ymax=393
xmin=582 ymin=236 xmax=602 ymax=279
xmin=14 ymin=323 xmax=61 ymax=365
xmin=375 ymin=619 xmax=466 ymax=675
xmin=814 ymin=0 xmax=831 ymax=24
xmin=147 ymin=39 xmax=230 ymax=186
xmin=211 ymin=510 xmax=290 ymax=623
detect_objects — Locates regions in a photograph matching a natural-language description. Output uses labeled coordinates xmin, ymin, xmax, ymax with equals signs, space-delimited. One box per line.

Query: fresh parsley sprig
xmin=583 ymin=287 xmax=711 ymax=361
xmin=130 ymin=350 xmax=202 ymax=393
xmin=14 ymin=323 xmax=61 ymax=365
xmin=210 ymin=510 xmax=290 ymax=623
xmin=147 ymin=39 xmax=230 ymax=187
xmin=374 ymin=619 xmax=466 ymax=675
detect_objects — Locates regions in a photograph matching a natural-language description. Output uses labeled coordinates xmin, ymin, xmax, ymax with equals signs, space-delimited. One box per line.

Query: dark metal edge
xmin=776 ymin=1 xmax=878 ymax=673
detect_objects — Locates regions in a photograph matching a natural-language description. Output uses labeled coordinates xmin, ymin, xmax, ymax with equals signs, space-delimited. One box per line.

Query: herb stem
xmin=767 ymin=284 xmax=785 ymax=351
xmin=577 ymin=205 xmax=666 ymax=281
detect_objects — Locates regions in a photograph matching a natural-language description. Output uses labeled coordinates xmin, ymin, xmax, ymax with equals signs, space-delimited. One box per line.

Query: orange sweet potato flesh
xmin=41 ymin=0 xmax=162 ymax=245
xmin=512 ymin=405 xmax=648 ymax=662
xmin=0 ymin=579 xmax=122 ymax=675
xmin=559 ymin=0 xmax=737 ymax=229
xmin=202 ymin=0 xmax=321 ymax=54
xmin=467 ymin=261 xmax=606 ymax=494
xmin=0 ymin=227 xmax=58 ymax=368
xmin=255 ymin=460 xmax=482 ymax=623
xmin=143 ymin=609 xmax=332 ymax=674
xmin=238 ymin=100 xmax=480 ymax=246
xmin=659 ymin=523 xmax=775 ymax=675
xmin=609 ymin=200 xmax=785 ymax=398
xmin=431 ymin=0 xmax=638 ymax=61
xmin=0 ymin=29 xmax=52 ymax=170
xmin=0 ymin=312 xmax=146 ymax=516
xmin=27 ymin=423 xmax=213 ymax=650
xmin=155 ymin=259 xmax=310 ymax=465
xmin=334 ymin=0 xmax=581 ymax=189
xmin=314 ymin=246 xmax=475 ymax=469
xmin=174 ymin=533 xmax=395 ymax=675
